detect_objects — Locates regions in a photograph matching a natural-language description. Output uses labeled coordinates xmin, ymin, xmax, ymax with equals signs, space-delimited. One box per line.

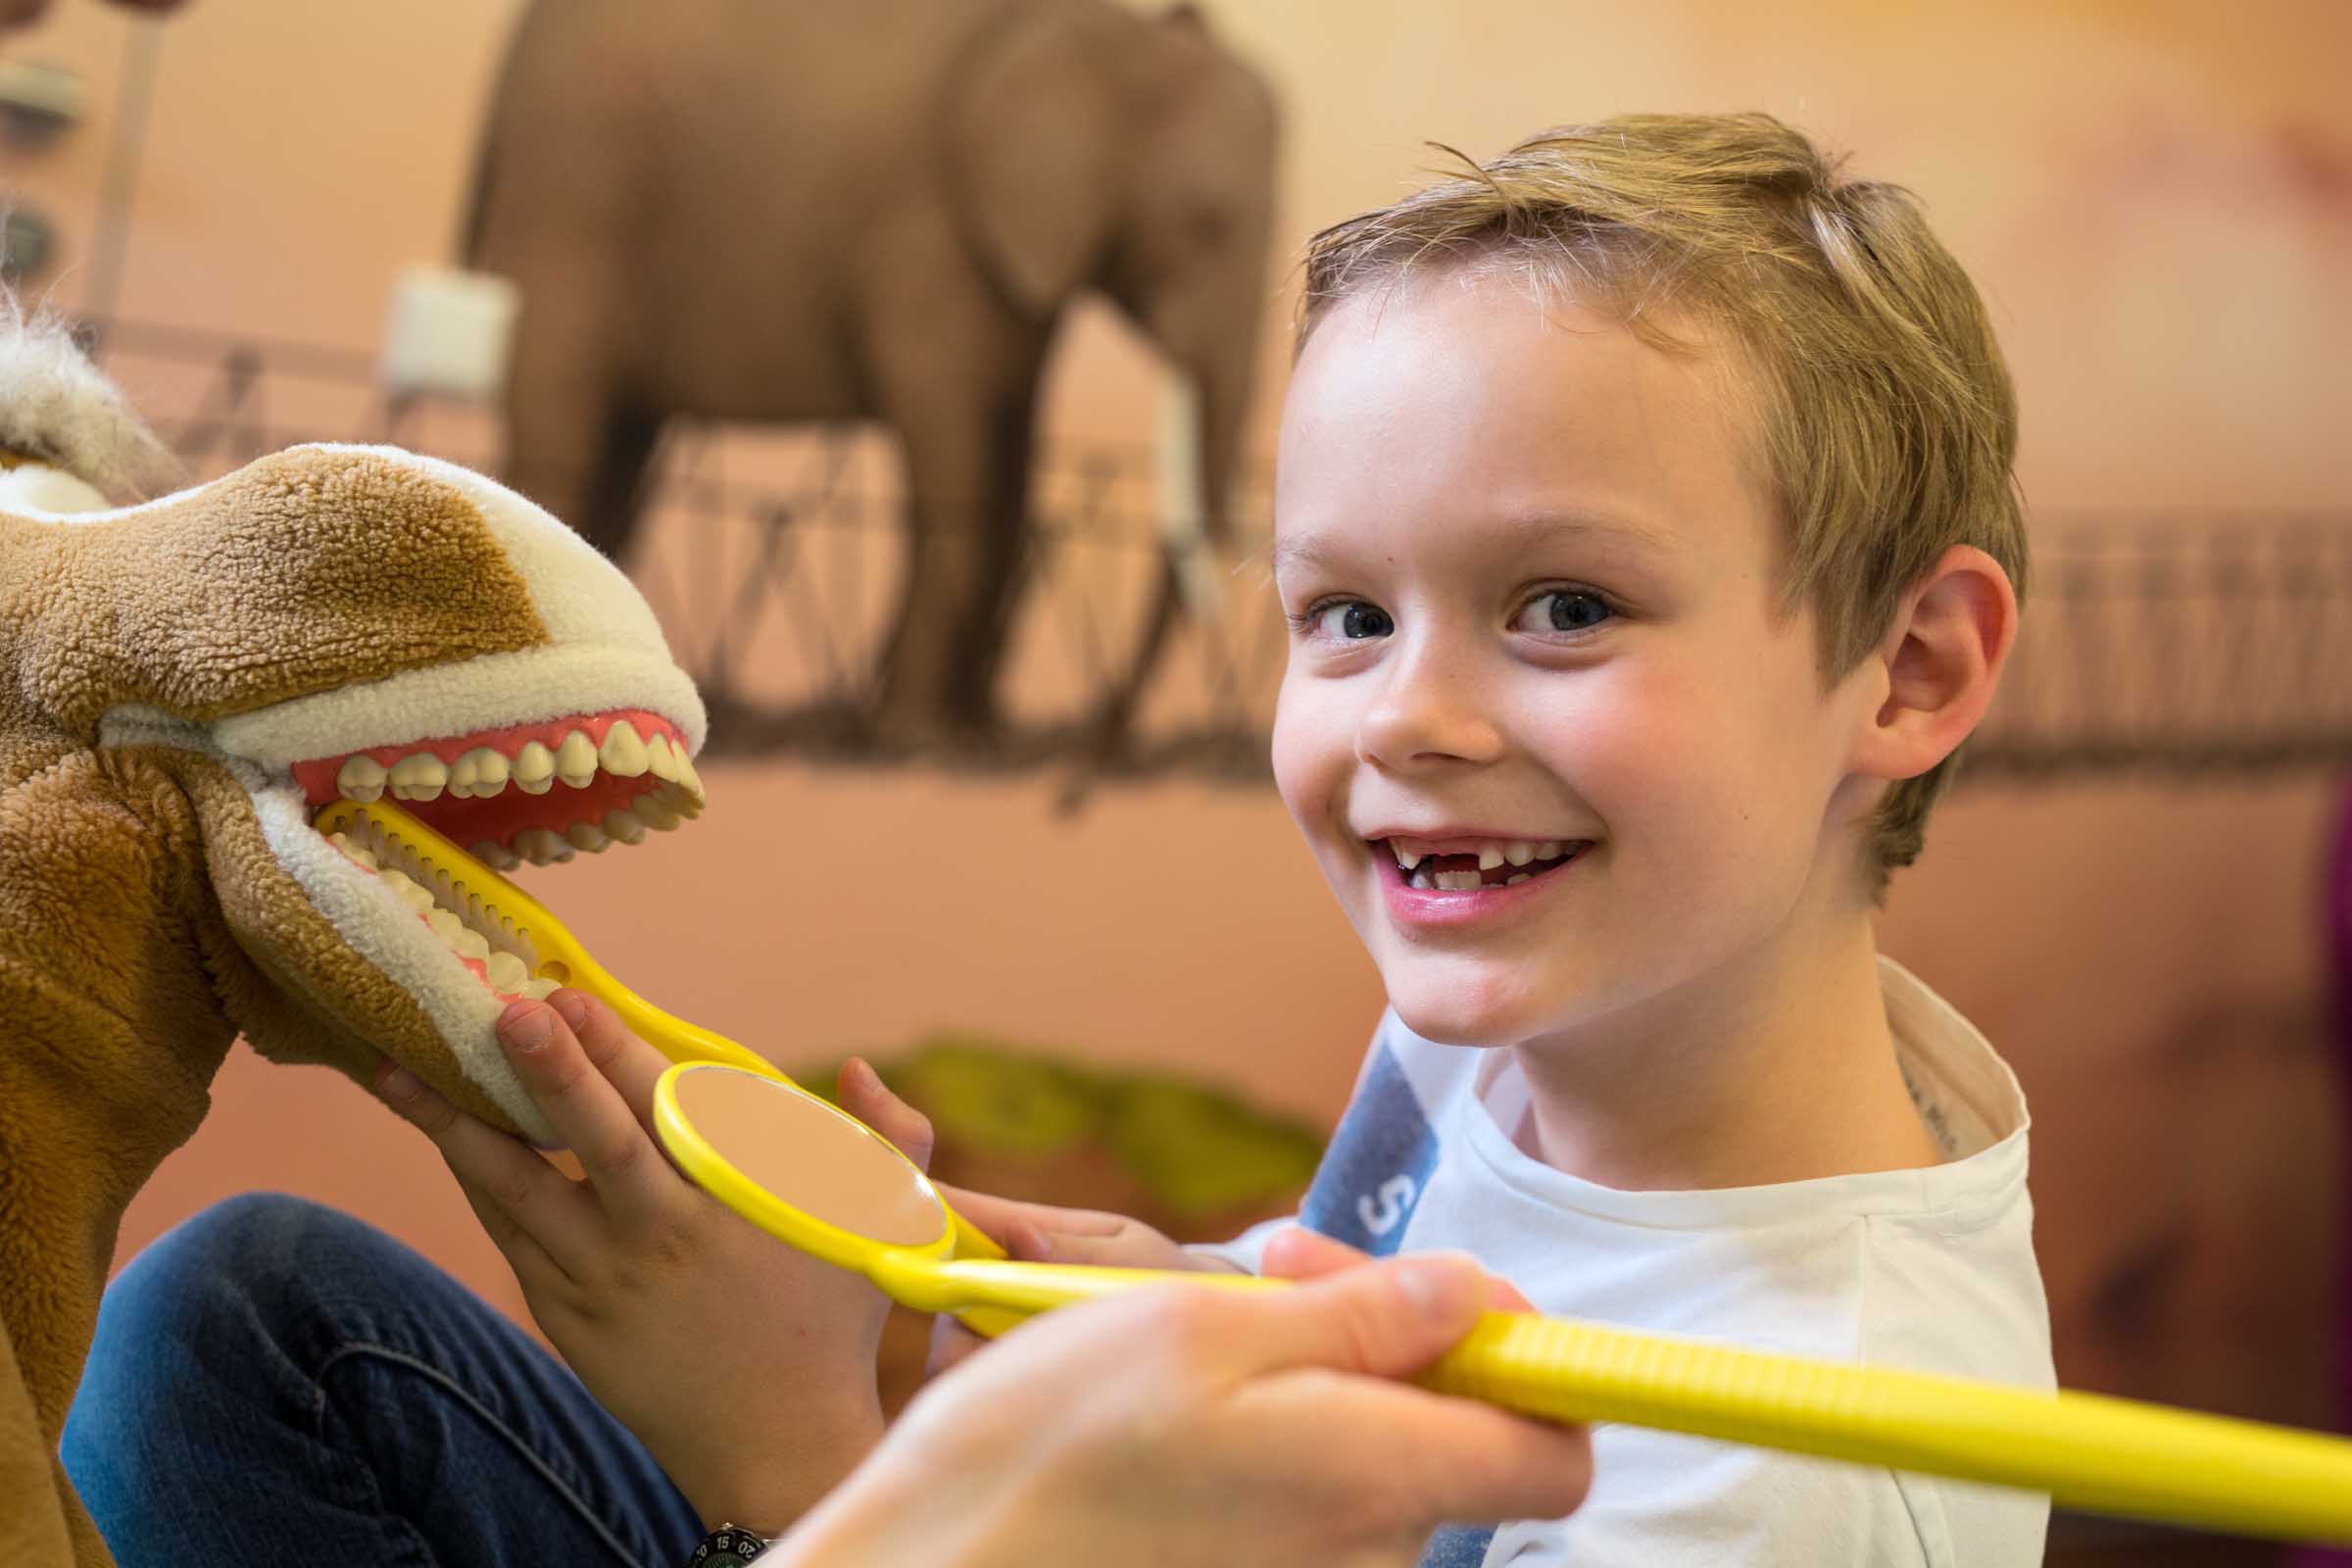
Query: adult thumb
xmin=1244 ymin=1250 xmax=1488 ymax=1380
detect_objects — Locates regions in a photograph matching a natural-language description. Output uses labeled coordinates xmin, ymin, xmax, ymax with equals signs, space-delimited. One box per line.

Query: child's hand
xmin=836 ymin=1064 xmax=1243 ymax=1378
xmin=377 ymin=993 xmax=922 ymax=1536
xmin=1262 ymin=1226 xmax=1539 ymax=1311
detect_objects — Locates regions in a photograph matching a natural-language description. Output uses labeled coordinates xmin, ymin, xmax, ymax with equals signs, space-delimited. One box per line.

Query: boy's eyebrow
xmin=1271 ymin=509 xmax=1675 ymax=575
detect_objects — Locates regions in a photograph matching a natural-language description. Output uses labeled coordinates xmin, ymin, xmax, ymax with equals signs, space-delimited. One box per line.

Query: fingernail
xmin=378 ymin=1062 xmax=420 ymax=1103
xmin=851 ymin=1058 xmax=882 ymax=1094
xmin=501 ymin=1004 xmax=553 ymax=1054
xmin=551 ymin=990 xmax=589 ymax=1031
xmin=1393 ymin=1254 xmax=1474 ymax=1324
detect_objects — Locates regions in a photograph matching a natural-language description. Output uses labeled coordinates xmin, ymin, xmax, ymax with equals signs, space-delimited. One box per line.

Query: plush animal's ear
xmin=0 ymin=293 xmax=180 ymax=504
xmin=947 ymin=10 xmax=1123 ymax=320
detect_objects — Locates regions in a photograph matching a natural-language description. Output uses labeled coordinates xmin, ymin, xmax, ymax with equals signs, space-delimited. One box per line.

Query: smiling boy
xmin=63 ymin=111 xmax=2051 ymax=1568
xmin=1197 ymin=112 xmax=2053 ymax=1563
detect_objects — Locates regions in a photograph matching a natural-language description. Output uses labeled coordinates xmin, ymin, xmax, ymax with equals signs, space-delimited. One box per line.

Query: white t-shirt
xmin=1198 ymin=956 xmax=2054 ymax=1567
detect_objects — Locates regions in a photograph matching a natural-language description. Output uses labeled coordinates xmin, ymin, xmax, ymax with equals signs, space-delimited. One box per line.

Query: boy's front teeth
xmin=1392 ymin=837 xmax=1566 ymax=869
xmin=1396 ymin=837 xmax=1584 ymax=892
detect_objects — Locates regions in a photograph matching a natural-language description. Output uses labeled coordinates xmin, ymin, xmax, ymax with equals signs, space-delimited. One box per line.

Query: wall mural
xmin=87 ymin=317 xmax=2352 ymax=798
xmin=467 ymin=0 xmax=1280 ymax=768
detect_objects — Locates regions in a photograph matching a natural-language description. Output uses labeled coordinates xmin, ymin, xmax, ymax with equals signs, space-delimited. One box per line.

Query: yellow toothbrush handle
xmin=906 ymin=1261 xmax=2352 ymax=1544
xmin=1420 ymin=1312 xmax=2352 ymax=1545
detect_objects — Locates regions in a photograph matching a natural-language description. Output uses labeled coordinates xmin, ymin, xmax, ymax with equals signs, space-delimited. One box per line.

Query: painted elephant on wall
xmin=466 ymin=0 xmax=1280 ymax=746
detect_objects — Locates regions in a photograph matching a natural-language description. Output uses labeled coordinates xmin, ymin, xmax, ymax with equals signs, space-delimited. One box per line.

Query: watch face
xmin=688 ymin=1526 xmax=766 ymax=1566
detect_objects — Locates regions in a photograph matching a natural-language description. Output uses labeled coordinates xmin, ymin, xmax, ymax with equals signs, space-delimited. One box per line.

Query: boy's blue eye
xmin=1314 ymin=601 xmax=1394 ymax=640
xmin=1516 ymin=590 xmax=1613 ymax=634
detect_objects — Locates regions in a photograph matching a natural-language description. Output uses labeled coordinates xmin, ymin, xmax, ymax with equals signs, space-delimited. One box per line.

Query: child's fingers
xmin=542 ymin=989 xmax=675 ymax=1135
xmin=492 ymin=1000 xmax=682 ymax=1231
xmin=450 ymin=1171 xmax=570 ymax=1292
xmin=927 ymin=1183 xmax=1129 ymax=1247
xmin=925 ymin=1312 xmax=989 ymax=1382
xmin=378 ymin=1057 xmax=594 ymax=1279
xmin=837 ymin=1057 xmax=935 ymax=1172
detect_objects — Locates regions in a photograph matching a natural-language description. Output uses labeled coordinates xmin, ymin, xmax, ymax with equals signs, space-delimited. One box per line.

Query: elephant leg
xmin=949 ymin=388 xmax=1043 ymax=718
xmin=577 ymin=402 xmax=664 ymax=566
xmin=869 ymin=390 xmax=1035 ymax=740
xmin=498 ymin=252 xmax=659 ymax=563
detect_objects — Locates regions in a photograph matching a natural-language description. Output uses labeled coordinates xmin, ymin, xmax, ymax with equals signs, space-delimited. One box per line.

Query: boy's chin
xmin=1384 ymin=975 xmax=1550 ymax=1052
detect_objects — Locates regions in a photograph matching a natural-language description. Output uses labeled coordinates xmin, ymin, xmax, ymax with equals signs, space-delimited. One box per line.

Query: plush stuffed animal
xmin=0 ymin=303 xmax=711 ymax=1566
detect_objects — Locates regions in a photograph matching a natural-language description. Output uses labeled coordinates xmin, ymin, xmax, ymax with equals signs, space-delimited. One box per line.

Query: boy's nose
xmin=1355 ymin=645 xmax=1506 ymax=770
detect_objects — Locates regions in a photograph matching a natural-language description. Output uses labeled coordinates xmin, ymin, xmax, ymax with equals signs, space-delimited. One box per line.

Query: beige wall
xmin=5 ymin=0 xmax=2347 ymax=1415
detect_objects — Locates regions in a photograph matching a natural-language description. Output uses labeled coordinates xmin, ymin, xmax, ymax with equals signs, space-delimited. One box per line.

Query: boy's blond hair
xmin=1297 ymin=113 xmax=2027 ymax=896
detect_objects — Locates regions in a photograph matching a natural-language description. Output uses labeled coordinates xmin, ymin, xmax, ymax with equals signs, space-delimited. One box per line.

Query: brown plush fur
xmin=0 ymin=433 xmax=701 ymax=1564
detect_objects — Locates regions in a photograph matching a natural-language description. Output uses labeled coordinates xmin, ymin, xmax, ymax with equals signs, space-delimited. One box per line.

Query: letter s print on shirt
xmin=1299 ymin=1042 xmax=1439 ymax=1256
xmin=1358 ymin=1174 xmax=1419 ymax=1238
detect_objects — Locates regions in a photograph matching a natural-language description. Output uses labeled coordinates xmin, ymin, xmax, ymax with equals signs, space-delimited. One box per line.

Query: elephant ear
xmin=948 ymin=7 xmax=1123 ymax=320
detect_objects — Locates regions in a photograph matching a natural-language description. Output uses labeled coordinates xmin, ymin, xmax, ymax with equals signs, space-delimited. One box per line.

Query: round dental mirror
xmin=654 ymin=1062 xmax=954 ymax=1273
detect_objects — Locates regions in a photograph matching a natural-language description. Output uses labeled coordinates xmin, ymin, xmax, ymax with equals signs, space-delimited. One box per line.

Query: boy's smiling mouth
xmin=1375 ymin=834 xmax=1592 ymax=892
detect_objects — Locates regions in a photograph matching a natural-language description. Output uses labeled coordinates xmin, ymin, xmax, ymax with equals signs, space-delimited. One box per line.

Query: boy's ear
xmin=1848 ymin=544 xmax=2020 ymax=784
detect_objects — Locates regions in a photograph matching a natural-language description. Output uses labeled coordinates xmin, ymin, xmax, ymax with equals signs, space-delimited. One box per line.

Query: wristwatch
xmin=685 ymin=1523 xmax=768 ymax=1566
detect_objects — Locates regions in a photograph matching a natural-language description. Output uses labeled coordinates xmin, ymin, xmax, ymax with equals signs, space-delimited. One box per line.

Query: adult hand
xmin=377 ymin=993 xmax=932 ymax=1535
xmin=772 ymin=1250 xmax=1592 ymax=1568
xmin=1260 ymin=1225 xmax=1539 ymax=1310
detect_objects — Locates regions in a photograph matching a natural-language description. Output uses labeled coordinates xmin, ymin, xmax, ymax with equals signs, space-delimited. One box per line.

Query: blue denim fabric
xmin=63 ymin=1194 xmax=703 ymax=1568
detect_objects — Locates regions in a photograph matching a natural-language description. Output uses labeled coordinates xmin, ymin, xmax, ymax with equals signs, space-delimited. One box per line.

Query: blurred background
xmin=4 ymin=2 xmax=2348 ymax=1561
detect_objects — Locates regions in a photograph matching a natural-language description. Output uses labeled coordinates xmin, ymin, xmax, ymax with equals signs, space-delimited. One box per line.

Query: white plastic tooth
xmin=452 ymin=927 xmax=491 ymax=961
xmin=327 ymin=833 xmax=380 ymax=871
xmin=335 ymin=754 xmax=387 ymax=802
xmin=514 ymin=741 xmax=557 ymax=795
xmin=467 ymin=748 xmax=510 ymax=797
xmin=564 ymin=820 xmax=611 ymax=854
xmin=520 ymin=976 xmax=561 ymax=1001
xmin=632 ymin=793 xmax=682 ymax=832
xmin=1478 ymin=847 xmax=1504 ymax=871
xmin=379 ymin=870 xmax=437 ymax=913
xmin=484 ymin=952 xmax=529 ymax=993
xmin=389 ymin=753 xmax=449 ymax=802
xmin=1504 ymin=842 xmax=1535 ymax=867
xmin=425 ymin=907 xmax=464 ymax=943
xmin=468 ymin=840 xmax=520 ymax=872
xmin=675 ymin=751 xmax=703 ymax=799
xmin=602 ymin=808 xmax=647 ymax=847
xmin=1536 ymin=840 xmax=1565 ymax=860
xmin=598 ymin=720 xmax=650 ymax=778
xmin=645 ymin=733 xmax=681 ymax=782
xmin=555 ymin=729 xmax=600 ymax=788
xmin=514 ymin=827 xmax=572 ymax=864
